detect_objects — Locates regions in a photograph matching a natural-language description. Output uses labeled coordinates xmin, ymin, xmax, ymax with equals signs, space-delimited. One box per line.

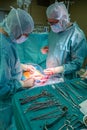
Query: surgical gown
xmin=0 ymin=33 xmax=22 ymax=130
xmin=47 ymin=23 xmax=87 ymax=79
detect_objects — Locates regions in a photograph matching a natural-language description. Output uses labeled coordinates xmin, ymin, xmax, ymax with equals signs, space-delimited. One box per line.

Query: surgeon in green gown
xmin=0 ymin=8 xmax=35 ymax=130
xmin=42 ymin=1 xmax=87 ymax=80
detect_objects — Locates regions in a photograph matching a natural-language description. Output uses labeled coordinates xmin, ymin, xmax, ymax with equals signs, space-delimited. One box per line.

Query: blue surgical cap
xmin=0 ymin=8 xmax=34 ymax=40
xmin=46 ymin=2 xmax=70 ymax=23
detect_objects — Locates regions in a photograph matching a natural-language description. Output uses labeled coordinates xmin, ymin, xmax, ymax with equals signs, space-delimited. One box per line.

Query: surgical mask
xmin=51 ymin=22 xmax=64 ymax=33
xmin=15 ymin=35 xmax=28 ymax=44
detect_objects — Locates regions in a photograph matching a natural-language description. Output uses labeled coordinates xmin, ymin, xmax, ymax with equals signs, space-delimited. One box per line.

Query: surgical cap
xmin=46 ymin=2 xmax=70 ymax=23
xmin=1 ymin=8 xmax=34 ymax=40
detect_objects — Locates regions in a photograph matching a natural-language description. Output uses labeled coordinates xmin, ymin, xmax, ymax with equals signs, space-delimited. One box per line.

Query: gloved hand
xmin=22 ymin=78 xmax=35 ymax=88
xmin=44 ymin=68 xmax=54 ymax=75
xmin=30 ymin=69 xmax=44 ymax=80
xmin=26 ymin=65 xmax=36 ymax=74
xmin=44 ymin=66 xmax=64 ymax=75
xmin=80 ymin=70 xmax=87 ymax=78
xmin=41 ymin=46 xmax=48 ymax=54
xmin=21 ymin=64 xmax=36 ymax=74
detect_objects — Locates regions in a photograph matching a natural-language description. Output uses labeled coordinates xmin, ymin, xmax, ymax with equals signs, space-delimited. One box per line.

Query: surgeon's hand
xmin=44 ymin=68 xmax=54 ymax=75
xmin=26 ymin=65 xmax=36 ymax=74
xmin=21 ymin=64 xmax=36 ymax=74
xmin=81 ymin=70 xmax=87 ymax=78
xmin=41 ymin=46 xmax=49 ymax=54
xmin=22 ymin=78 xmax=35 ymax=88
xmin=44 ymin=66 xmax=64 ymax=75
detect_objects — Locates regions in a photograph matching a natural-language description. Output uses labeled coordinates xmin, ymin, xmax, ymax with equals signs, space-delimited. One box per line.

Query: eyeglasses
xmin=47 ymin=20 xmax=59 ymax=25
xmin=16 ymin=34 xmax=29 ymax=40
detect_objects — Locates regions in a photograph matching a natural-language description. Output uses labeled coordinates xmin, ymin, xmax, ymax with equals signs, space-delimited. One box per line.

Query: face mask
xmin=51 ymin=22 xmax=64 ymax=33
xmin=15 ymin=35 xmax=28 ymax=44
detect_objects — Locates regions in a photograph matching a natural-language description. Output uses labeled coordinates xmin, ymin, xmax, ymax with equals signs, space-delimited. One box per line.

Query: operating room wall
xmin=29 ymin=1 xmax=47 ymax=25
xmin=29 ymin=0 xmax=87 ymax=36
xmin=70 ymin=0 xmax=87 ymax=36
xmin=0 ymin=0 xmax=17 ymax=10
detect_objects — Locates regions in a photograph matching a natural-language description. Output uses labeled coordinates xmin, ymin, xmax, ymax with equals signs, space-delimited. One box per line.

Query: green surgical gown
xmin=47 ymin=23 xmax=87 ymax=80
xmin=0 ymin=33 xmax=22 ymax=130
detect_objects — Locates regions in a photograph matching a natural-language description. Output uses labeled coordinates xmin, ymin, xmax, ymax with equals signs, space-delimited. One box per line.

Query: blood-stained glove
xmin=44 ymin=66 xmax=64 ymax=76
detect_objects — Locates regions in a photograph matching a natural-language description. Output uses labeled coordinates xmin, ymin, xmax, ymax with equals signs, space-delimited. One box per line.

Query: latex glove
xmin=44 ymin=66 xmax=64 ymax=75
xmin=30 ymin=71 xmax=44 ymax=80
xmin=41 ymin=46 xmax=48 ymax=54
xmin=22 ymin=78 xmax=35 ymax=88
xmin=21 ymin=64 xmax=36 ymax=74
xmin=26 ymin=65 xmax=36 ymax=74
xmin=81 ymin=70 xmax=87 ymax=78
xmin=44 ymin=68 xmax=54 ymax=75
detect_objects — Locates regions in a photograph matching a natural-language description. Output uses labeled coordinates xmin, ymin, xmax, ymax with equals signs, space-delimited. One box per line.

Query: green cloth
xmin=16 ymin=33 xmax=48 ymax=69
xmin=0 ymin=32 xmax=48 ymax=130
xmin=12 ymin=78 xmax=87 ymax=130
xmin=0 ymin=33 xmax=23 ymax=130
